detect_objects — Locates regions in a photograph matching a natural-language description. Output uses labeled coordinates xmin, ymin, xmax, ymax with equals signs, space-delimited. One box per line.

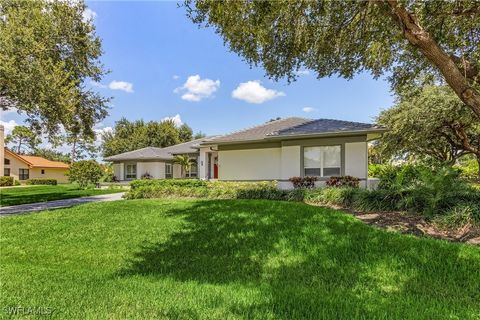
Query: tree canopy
xmin=377 ymin=86 xmax=480 ymax=174
xmin=186 ymin=0 xmax=480 ymax=118
xmin=5 ymin=126 xmax=41 ymax=153
xmin=101 ymin=118 xmax=198 ymax=157
xmin=0 ymin=0 xmax=109 ymax=139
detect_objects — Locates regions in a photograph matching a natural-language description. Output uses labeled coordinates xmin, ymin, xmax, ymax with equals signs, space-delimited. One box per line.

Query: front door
xmin=213 ymin=157 xmax=218 ymax=179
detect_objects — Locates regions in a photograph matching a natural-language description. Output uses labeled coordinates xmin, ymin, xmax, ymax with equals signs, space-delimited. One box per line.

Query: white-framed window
xmin=125 ymin=164 xmax=137 ymax=179
xmin=303 ymin=146 xmax=341 ymax=177
xmin=165 ymin=163 xmax=173 ymax=179
xmin=186 ymin=163 xmax=197 ymax=178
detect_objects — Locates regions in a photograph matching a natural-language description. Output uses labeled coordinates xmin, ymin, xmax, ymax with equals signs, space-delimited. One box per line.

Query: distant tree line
xmin=100 ymin=118 xmax=205 ymax=158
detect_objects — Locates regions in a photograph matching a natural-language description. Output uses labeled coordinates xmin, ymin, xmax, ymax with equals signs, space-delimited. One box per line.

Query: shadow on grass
xmin=119 ymin=199 xmax=480 ymax=318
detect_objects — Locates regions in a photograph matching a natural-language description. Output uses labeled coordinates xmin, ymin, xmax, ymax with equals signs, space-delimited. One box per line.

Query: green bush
xmin=67 ymin=160 xmax=103 ymax=188
xmin=26 ymin=178 xmax=57 ymax=185
xmin=0 ymin=176 xmax=14 ymax=187
xmin=368 ymin=164 xmax=387 ymax=178
xmin=130 ymin=179 xmax=208 ymax=190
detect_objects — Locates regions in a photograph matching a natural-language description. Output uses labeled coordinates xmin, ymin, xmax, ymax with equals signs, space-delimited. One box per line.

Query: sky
xmin=1 ymin=1 xmax=394 ymax=145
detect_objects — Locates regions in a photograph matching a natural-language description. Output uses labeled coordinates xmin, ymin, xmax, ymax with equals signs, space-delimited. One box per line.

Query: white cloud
xmin=82 ymin=8 xmax=97 ymax=22
xmin=294 ymin=69 xmax=310 ymax=76
xmin=302 ymin=107 xmax=317 ymax=113
xmin=161 ymin=114 xmax=183 ymax=127
xmin=175 ymin=75 xmax=220 ymax=102
xmin=173 ymin=75 xmax=180 ymax=80
xmin=231 ymin=80 xmax=285 ymax=104
xmin=109 ymin=80 xmax=134 ymax=93
xmin=0 ymin=119 xmax=18 ymax=135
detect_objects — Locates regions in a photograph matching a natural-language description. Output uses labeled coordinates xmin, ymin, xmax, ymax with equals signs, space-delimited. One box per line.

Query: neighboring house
xmin=105 ymin=138 xmax=209 ymax=181
xmin=105 ymin=117 xmax=386 ymax=188
xmin=1 ymin=125 xmax=70 ymax=183
xmin=3 ymin=150 xmax=70 ymax=183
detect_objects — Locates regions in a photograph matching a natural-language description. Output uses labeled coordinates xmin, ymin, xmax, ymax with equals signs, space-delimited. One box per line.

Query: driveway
xmin=0 ymin=192 xmax=125 ymax=216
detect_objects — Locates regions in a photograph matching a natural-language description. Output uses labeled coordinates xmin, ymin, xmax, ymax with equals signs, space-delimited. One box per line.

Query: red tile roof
xmin=4 ymin=148 xmax=69 ymax=169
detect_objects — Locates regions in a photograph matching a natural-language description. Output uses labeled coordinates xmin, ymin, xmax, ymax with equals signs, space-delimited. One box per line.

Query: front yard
xmin=1 ymin=199 xmax=479 ymax=319
xmin=0 ymin=184 xmax=124 ymax=207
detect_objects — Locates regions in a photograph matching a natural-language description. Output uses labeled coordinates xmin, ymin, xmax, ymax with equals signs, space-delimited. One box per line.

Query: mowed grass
xmin=0 ymin=184 xmax=124 ymax=206
xmin=1 ymin=199 xmax=479 ymax=319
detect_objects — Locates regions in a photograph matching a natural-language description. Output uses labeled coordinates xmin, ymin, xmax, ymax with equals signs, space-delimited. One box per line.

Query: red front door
xmin=213 ymin=164 xmax=218 ymax=179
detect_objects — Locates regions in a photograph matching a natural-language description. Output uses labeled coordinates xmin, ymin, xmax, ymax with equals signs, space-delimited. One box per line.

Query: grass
xmin=1 ymin=199 xmax=479 ymax=319
xmin=0 ymin=184 xmax=124 ymax=207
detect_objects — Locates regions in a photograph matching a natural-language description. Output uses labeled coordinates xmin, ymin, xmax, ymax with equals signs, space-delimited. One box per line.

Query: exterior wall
xmin=345 ymin=142 xmax=367 ymax=179
xmin=137 ymin=161 xmax=165 ymax=179
xmin=218 ymin=147 xmax=281 ymax=180
xmin=217 ymin=135 xmax=369 ymax=188
xmin=30 ymin=168 xmax=69 ymax=183
xmin=3 ymin=153 xmax=29 ymax=181
xmin=173 ymin=163 xmax=182 ymax=178
xmin=280 ymin=145 xmax=301 ymax=179
xmin=198 ymin=147 xmax=208 ymax=179
xmin=112 ymin=163 xmax=122 ymax=180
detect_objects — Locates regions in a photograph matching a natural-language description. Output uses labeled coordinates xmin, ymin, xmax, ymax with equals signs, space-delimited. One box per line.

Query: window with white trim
xmin=165 ymin=163 xmax=173 ymax=179
xmin=186 ymin=163 xmax=197 ymax=178
xmin=303 ymin=146 xmax=341 ymax=177
xmin=125 ymin=164 xmax=137 ymax=179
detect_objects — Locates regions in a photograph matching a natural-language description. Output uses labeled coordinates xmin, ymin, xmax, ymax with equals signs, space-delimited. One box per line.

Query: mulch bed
xmin=308 ymin=203 xmax=480 ymax=245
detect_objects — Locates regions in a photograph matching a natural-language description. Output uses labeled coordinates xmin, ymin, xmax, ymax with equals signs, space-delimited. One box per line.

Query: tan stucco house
xmin=1 ymin=125 xmax=70 ymax=183
xmin=105 ymin=117 xmax=385 ymax=188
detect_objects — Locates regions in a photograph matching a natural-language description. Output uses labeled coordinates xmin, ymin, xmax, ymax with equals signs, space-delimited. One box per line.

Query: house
xmin=0 ymin=125 xmax=70 ymax=183
xmin=105 ymin=138 xmax=208 ymax=180
xmin=105 ymin=117 xmax=385 ymax=188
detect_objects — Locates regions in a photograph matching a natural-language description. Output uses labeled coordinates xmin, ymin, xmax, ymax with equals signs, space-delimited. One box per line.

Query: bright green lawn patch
xmin=0 ymin=184 xmax=124 ymax=207
xmin=1 ymin=199 xmax=479 ymax=319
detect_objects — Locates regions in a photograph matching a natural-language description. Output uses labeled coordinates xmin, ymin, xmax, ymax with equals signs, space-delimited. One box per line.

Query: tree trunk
xmin=70 ymin=139 xmax=77 ymax=163
xmin=384 ymin=0 xmax=480 ymax=119
xmin=477 ymin=155 xmax=480 ymax=180
xmin=17 ymin=139 xmax=22 ymax=154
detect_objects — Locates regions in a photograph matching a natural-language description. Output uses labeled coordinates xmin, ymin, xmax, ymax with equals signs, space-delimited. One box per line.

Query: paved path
xmin=0 ymin=192 xmax=125 ymax=216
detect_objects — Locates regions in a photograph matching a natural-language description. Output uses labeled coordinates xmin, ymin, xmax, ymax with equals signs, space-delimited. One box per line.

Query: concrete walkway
xmin=0 ymin=192 xmax=125 ymax=216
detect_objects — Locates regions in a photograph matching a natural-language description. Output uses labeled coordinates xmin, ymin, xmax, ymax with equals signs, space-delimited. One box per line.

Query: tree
xmin=377 ymin=86 xmax=480 ymax=175
xmin=0 ymin=0 xmax=109 ymax=138
xmin=186 ymin=1 xmax=480 ymax=118
xmin=67 ymin=160 xmax=103 ymax=188
xmin=178 ymin=123 xmax=193 ymax=142
xmin=29 ymin=148 xmax=70 ymax=163
xmin=101 ymin=118 xmax=200 ymax=157
xmin=173 ymin=155 xmax=193 ymax=178
xmin=65 ymin=133 xmax=98 ymax=163
xmin=5 ymin=126 xmax=41 ymax=153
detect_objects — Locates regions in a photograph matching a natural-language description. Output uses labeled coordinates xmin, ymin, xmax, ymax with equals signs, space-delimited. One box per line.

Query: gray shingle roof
xmin=104 ymin=138 xmax=208 ymax=162
xmin=205 ymin=117 xmax=310 ymax=143
xmin=271 ymin=118 xmax=382 ymax=136
xmin=204 ymin=117 xmax=383 ymax=144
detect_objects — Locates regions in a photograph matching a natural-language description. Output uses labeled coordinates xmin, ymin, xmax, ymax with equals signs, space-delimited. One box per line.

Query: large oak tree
xmin=185 ymin=0 xmax=480 ymax=118
xmin=0 ymin=0 xmax=109 ymax=140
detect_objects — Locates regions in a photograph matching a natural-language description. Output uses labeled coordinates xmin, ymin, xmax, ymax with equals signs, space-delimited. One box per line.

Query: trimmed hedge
xmin=0 ymin=176 xmax=14 ymax=187
xmin=26 ymin=179 xmax=57 ymax=185
xmin=125 ymin=178 xmax=480 ymax=225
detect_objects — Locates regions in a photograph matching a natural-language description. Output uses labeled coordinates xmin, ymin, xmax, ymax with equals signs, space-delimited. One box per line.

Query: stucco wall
xmin=173 ymin=163 xmax=182 ymax=178
xmin=218 ymin=148 xmax=282 ymax=180
xmin=3 ymin=154 xmax=29 ymax=181
xmin=30 ymin=168 xmax=69 ymax=183
xmin=345 ymin=142 xmax=367 ymax=179
xmin=137 ymin=162 xmax=165 ymax=179
xmin=280 ymin=145 xmax=301 ymax=180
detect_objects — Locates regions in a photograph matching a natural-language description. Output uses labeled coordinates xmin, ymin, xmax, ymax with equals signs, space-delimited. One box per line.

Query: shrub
xmin=289 ymin=176 xmax=317 ymax=188
xmin=325 ymin=176 xmax=360 ymax=188
xmin=368 ymin=164 xmax=387 ymax=178
xmin=26 ymin=178 xmax=57 ymax=185
xmin=67 ymin=160 xmax=103 ymax=188
xmin=0 ymin=176 xmax=14 ymax=187
xmin=130 ymin=179 xmax=208 ymax=190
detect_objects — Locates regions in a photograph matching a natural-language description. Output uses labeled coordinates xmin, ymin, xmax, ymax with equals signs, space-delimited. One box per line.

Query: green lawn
xmin=1 ymin=199 xmax=479 ymax=319
xmin=0 ymin=184 xmax=124 ymax=207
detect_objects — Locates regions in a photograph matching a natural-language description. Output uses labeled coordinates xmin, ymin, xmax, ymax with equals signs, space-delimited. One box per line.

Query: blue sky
xmin=2 ymin=1 xmax=394 ymax=139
